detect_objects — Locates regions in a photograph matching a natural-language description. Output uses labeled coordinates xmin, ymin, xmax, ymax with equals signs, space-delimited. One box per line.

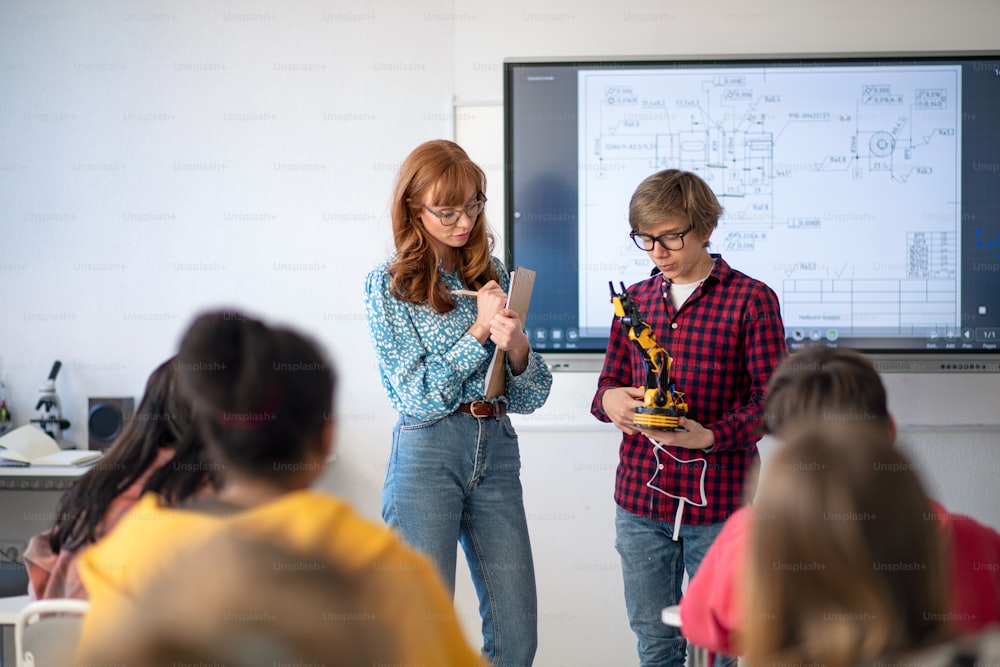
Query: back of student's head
xmin=763 ymin=345 xmax=891 ymax=439
xmin=628 ymin=169 xmax=723 ymax=241
xmin=50 ymin=356 xmax=213 ymax=553
xmin=76 ymin=527 xmax=394 ymax=666
xmin=175 ymin=310 xmax=336 ymax=478
xmin=741 ymin=425 xmax=949 ymax=667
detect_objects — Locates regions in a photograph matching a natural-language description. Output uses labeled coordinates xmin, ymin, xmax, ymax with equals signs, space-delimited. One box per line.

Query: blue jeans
xmin=615 ymin=505 xmax=733 ymax=667
xmin=383 ymin=411 xmax=537 ymax=667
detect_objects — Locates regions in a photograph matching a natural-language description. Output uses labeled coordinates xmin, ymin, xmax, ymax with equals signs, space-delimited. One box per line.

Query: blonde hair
xmin=740 ymin=425 xmax=950 ymax=667
xmin=628 ymin=169 xmax=722 ymax=242
xmin=387 ymin=139 xmax=498 ymax=313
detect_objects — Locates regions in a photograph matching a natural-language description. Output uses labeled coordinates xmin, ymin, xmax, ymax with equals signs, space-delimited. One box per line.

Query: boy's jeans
xmin=616 ymin=505 xmax=734 ymax=667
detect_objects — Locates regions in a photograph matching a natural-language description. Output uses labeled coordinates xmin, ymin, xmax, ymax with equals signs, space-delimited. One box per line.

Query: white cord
xmin=645 ymin=435 xmax=709 ymax=541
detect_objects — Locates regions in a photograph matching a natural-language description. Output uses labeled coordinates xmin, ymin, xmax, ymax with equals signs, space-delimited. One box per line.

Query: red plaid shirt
xmin=591 ymin=255 xmax=786 ymax=525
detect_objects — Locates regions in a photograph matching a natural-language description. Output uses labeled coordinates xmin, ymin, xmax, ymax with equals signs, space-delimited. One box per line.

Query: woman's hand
xmin=467 ymin=281 xmax=507 ymax=344
xmin=490 ymin=309 xmax=530 ymax=374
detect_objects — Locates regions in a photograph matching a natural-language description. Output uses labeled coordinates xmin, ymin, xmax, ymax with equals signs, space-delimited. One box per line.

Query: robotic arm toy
xmin=609 ymin=282 xmax=689 ymax=431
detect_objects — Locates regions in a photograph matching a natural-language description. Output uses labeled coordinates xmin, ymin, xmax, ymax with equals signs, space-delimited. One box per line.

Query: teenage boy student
xmin=591 ymin=169 xmax=786 ymax=667
xmin=680 ymin=345 xmax=1000 ymax=657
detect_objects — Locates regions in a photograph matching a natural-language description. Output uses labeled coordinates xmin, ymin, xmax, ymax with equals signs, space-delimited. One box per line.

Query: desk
xmin=0 ymin=467 xmax=88 ymax=543
xmin=662 ymin=604 xmax=710 ymax=667
xmin=0 ymin=466 xmax=89 ymax=491
xmin=0 ymin=469 xmax=87 ymax=667
xmin=0 ymin=595 xmax=29 ymax=625
xmin=0 ymin=595 xmax=30 ymax=667
xmin=0 ymin=468 xmax=87 ymax=581
xmin=661 ymin=604 xmax=682 ymax=628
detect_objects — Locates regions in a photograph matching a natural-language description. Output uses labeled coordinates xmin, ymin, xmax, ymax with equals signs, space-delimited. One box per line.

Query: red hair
xmin=387 ymin=140 xmax=498 ymax=313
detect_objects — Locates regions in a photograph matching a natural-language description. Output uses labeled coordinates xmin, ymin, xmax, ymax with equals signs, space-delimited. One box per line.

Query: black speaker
xmin=87 ymin=397 xmax=135 ymax=451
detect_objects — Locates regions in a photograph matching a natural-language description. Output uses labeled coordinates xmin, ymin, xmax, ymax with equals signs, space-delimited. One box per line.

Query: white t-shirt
xmin=667 ymin=260 xmax=715 ymax=310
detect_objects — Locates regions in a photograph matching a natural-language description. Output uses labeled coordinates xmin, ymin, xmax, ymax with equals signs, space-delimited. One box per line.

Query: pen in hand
xmin=450 ymin=290 xmax=479 ymax=297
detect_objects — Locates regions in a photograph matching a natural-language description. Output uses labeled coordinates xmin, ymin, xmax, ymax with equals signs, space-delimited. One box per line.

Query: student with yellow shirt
xmin=78 ymin=527 xmax=422 ymax=666
xmin=76 ymin=310 xmax=486 ymax=667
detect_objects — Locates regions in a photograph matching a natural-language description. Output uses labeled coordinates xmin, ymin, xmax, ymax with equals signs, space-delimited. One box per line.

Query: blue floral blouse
xmin=364 ymin=256 xmax=552 ymax=421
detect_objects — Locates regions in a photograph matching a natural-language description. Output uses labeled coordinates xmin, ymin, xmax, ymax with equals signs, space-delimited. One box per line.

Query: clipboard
xmin=483 ymin=267 xmax=535 ymax=399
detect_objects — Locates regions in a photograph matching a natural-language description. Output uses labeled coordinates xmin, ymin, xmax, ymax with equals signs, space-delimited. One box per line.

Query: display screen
xmin=504 ymin=53 xmax=1000 ymax=371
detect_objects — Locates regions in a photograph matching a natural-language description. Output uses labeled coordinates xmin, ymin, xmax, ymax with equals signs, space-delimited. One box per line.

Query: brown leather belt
xmin=457 ymin=401 xmax=506 ymax=419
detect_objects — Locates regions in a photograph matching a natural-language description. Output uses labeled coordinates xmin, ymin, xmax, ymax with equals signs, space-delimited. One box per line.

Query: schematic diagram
xmin=576 ymin=65 xmax=963 ymax=341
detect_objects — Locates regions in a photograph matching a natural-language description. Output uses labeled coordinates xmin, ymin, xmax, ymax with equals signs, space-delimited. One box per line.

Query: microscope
xmin=31 ymin=360 xmax=72 ymax=447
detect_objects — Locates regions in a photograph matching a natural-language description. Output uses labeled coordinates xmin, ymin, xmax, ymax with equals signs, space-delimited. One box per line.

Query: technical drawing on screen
xmin=576 ymin=64 xmax=961 ymax=346
xmin=504 ymin=53 xmax=1000 ymax=370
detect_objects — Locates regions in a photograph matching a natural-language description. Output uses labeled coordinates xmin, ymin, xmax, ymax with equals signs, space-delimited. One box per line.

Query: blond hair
xmin=741 ymin=425 xmax=950 ymax=667
xmin=628 ymin=169 xmax=722 ymax=242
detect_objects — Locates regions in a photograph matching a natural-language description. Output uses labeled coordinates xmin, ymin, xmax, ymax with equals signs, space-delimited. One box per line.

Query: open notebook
xmin=0 ymin=425 xmax=102 ymax=466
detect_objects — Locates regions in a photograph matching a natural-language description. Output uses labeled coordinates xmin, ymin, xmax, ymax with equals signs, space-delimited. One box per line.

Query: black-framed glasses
xmin=630 ymin=225 xmax=694 ymax=252
xmin=422 ymin=192 xmax=487 ymax=227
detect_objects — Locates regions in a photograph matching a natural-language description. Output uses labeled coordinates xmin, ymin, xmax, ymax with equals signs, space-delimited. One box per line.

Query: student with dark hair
xmin=365 ymin=139 xmax=552 ymax=666
xmin=591 ymin=169 xmax=786 ymax=667
xmin=76 ymin=310 xmax=485 ymax=666
xmin=681 ymin=345 xmax=1000 ymax=656
xmin=741 ymin=425 xmax=953 ymax=667
xmin=23 ymin=356 xmax=218 ymax=599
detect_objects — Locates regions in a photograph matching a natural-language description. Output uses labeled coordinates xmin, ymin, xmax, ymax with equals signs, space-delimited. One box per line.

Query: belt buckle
xmin=468 ymin=400 xmax=492 ymax=418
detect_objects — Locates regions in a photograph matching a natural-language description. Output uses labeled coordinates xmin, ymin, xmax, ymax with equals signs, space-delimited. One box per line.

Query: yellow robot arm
xmin=609 ymin=282 xmax=689 ymax=430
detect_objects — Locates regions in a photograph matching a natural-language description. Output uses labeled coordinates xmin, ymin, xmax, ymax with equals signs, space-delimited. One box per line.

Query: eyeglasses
xmin=422 ymin=193 xmax=487 ymax=227
xmin=630 ymin=225 xmax=694 ymax=252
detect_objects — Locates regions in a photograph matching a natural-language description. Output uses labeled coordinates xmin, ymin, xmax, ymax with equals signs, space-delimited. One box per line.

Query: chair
xmin=0 ymin=562 xmax=29 ymax=598
xmin=14 ymin=599 xmax=89 ymax=667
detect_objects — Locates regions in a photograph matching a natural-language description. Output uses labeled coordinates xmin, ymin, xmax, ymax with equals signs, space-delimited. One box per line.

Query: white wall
xmin=2 ymin=2 xmax=999 ymax=666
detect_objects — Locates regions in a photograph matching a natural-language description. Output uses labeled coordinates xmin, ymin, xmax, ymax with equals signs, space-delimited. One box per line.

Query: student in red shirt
xmin=591 ymin=169 xmax=786 ymax=667
xmin=681 ymin=345 xmax=1000 ymax=657
xmin=741 ymin=423 xmax=953 ymax=667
